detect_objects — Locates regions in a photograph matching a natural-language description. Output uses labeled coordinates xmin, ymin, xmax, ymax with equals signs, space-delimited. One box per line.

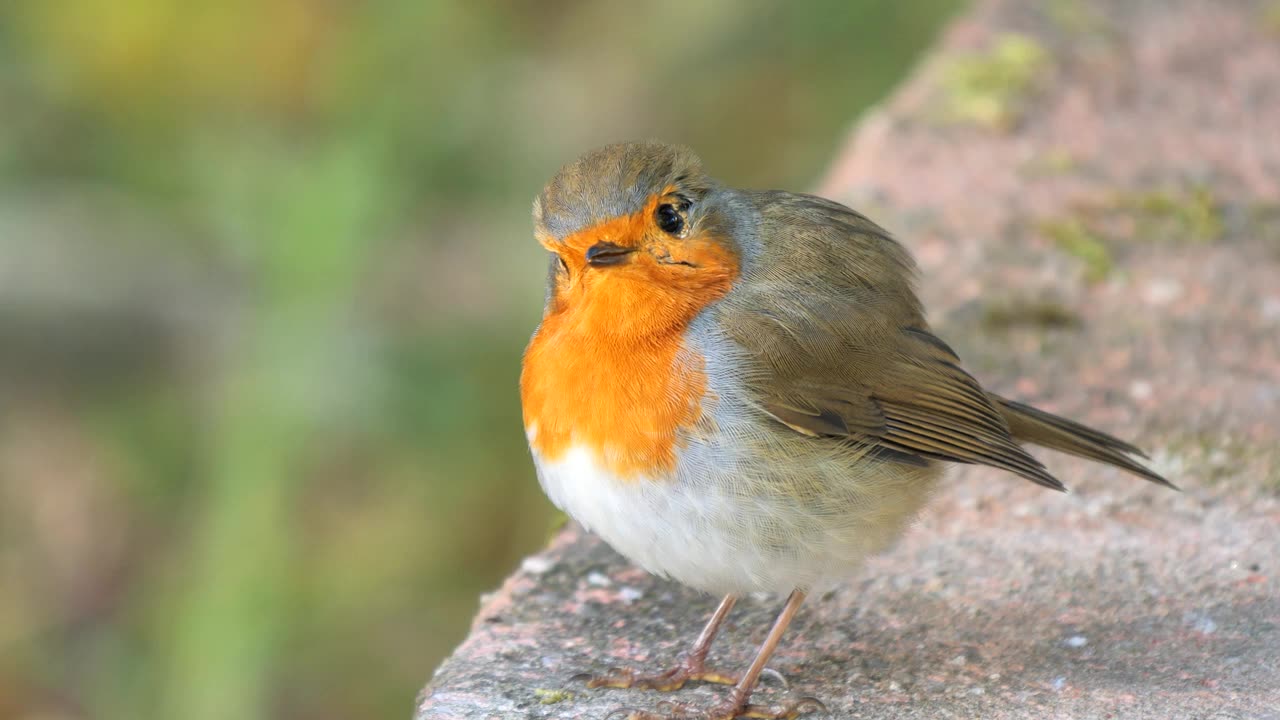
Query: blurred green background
xmin=0 ymin=1 xmax=961 ymax=718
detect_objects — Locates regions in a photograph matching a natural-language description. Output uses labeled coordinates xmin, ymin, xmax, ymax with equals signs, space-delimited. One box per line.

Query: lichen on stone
xmin=1040 ymin=218 xmax=1114 ymax=282
xmin=938 ymin=33 xmax=1049 ymax=130
xmin=980 ymin=296 xmax=1083 ymax=331
xmin=533 ymin=688 xmax=575 ymax=705
xmin=1036 ymin=184 xmax=1226 ymax=283
xmin=1109 ymin=186 xmax=1223 ymax=244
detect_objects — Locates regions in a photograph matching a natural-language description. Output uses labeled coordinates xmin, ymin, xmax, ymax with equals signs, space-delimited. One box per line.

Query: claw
xmin=605 ymin=710 xmax=665 ymax=720
xmin=792 ymin=697 xmax=827 ymax=714
xmin=578 ymin=667 xmax=642 ymax=690
xmin=605 ymin=693 xmax=826 ymax=720
xmin=758 ymin=667 xmax=789 ymax=690
xmin=571 ymin=660 xmax=737 ymax=692
xmin=604 ymin=701 xmax=694 ymax=720
xmin=740 ymin=695 xmax=828 ymax=719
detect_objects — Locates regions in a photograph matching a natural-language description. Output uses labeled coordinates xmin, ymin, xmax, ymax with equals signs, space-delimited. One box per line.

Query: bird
xmin=519 ymin=141 xmax=1172 ymax=720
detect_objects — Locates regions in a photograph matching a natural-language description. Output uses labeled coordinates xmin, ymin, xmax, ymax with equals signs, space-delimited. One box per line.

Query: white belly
xmin=530 ymin=435 xmax=940 ymax=595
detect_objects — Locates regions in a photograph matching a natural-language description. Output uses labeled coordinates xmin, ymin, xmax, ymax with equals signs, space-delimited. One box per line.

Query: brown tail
xmin=990 ymin=395 xmax=1175 ymax=489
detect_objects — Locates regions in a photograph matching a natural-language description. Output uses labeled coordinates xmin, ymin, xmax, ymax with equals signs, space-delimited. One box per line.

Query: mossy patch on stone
xmin=1040 ymin=218 xmax=1114 ymax=282
xmin=1111 ymin=186 xmax=1223 ymax=244
xmin=939 ymin=34 xmax=1050 ymax=130
xmin=533 ymin=688 xmax=575 ymax=705
xmin=981 ymin=296 xmax=1083 ymax=331
xmin=1162 ymin=433 xmax=1280 ymax=497
xmin=1037 ymin=184 xmax=1226 ymax=281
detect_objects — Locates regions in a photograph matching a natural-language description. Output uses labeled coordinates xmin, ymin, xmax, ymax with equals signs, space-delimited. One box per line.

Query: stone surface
xmin=418 ymin=0 xmax=1280 ymax=717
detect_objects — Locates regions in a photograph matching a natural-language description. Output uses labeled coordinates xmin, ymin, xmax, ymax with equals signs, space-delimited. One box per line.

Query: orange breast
xmin=521 ymin=316 xmax=707 ymax=481
xmin=520 ymin=215 xmax=739 ymax=482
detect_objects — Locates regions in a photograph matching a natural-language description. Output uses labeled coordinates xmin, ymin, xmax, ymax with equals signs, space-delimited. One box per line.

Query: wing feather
xmin=722 ymin=192 xmax=1067 ymax=490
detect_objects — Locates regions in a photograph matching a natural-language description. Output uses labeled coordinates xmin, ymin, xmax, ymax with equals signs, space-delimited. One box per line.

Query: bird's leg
xmin=610 ymin=590 xmax=826 ymax=720
xmin=711 ymin=590 xmax=822 ymax=719
xmin=581 ymin=594 xmax=742 ymax=691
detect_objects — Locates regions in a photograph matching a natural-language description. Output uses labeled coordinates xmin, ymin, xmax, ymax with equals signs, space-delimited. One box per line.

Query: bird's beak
xmin=585 ymin=241 xmax=636 ymax=267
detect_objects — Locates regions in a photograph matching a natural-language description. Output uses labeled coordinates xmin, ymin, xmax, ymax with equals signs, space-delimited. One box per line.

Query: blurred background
xmin=0 ymin=1 xmax=962 ymax=718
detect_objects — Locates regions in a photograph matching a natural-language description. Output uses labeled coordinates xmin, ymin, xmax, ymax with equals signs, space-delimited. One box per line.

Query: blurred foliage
xmin=0 ymin=1 xmax=961 ymax=718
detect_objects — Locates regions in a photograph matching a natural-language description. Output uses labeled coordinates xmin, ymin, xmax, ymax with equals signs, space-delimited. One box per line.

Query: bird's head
xmin=532 ymin=142 xmax=746 ymax=338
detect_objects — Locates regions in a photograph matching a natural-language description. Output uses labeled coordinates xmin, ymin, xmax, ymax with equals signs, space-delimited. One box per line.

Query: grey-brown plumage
xmin=715 ymin=191 xmax=1172 ymax=492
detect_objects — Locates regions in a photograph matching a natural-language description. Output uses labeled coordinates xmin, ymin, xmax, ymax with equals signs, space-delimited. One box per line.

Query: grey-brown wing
xmin=722 ymin=192 xmax=1065 ymax=490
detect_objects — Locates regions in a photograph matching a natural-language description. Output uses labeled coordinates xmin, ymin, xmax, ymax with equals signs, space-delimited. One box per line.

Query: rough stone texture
xmin=418 ymin=0 xmax=1280 ymax=718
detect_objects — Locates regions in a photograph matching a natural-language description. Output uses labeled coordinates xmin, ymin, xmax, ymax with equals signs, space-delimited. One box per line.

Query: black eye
xmin=655 ymin=203 xmax=684 ymax=235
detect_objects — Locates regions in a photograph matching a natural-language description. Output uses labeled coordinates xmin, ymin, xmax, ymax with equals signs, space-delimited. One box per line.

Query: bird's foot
xmin=574 ymin=652 xmax=746 ymax=691
xmin=604 ymin=694 xmax=826 ymax=719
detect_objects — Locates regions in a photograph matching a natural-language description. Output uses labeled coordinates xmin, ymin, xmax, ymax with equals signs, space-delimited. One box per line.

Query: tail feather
xmin=991 ymin=395 xmax=1176 ymax=489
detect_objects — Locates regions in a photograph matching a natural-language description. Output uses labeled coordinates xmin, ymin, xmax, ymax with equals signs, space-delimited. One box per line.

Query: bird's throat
xmin=521 ymin=305 xmax=710 ymax=483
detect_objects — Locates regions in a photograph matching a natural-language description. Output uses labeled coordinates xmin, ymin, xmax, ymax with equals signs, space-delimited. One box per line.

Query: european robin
xmin=520 ymin=142 xmax=1172 ymax=719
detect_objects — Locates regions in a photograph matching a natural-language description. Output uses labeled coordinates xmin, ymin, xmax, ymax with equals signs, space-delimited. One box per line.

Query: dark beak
xmin=586 ymin=241 xmax=636 ymax=267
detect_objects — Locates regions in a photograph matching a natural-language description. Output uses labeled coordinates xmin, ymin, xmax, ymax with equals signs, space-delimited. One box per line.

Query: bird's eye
xmin=655 ymin=203 xmax=684 ymax=235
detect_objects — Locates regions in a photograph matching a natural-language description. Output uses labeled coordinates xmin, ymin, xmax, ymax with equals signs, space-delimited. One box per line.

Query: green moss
xmin=981 ymin=297 xmax=1082 ymax=331
xmin=1041 ymin=218 xmax=1113 ymax=281
xmin=1112 ymin=186 xmax=1223 ymax=243
xmin=1035 ymin=185 xmax=1225 ymax=283
xmin=940 ymin=34 xmax=1049 ymax=129
xmin=1031 ymin=183 xmax=1229 ymax=288
xmin=1165 ymin=434 xmax=1280 ymax=496
xmin=534 ymin=688 xmax=575 ymax=705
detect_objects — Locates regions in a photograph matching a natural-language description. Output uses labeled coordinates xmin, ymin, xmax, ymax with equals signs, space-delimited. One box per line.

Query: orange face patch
xmin=521 ymin=193 xmax=739 ymax=481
